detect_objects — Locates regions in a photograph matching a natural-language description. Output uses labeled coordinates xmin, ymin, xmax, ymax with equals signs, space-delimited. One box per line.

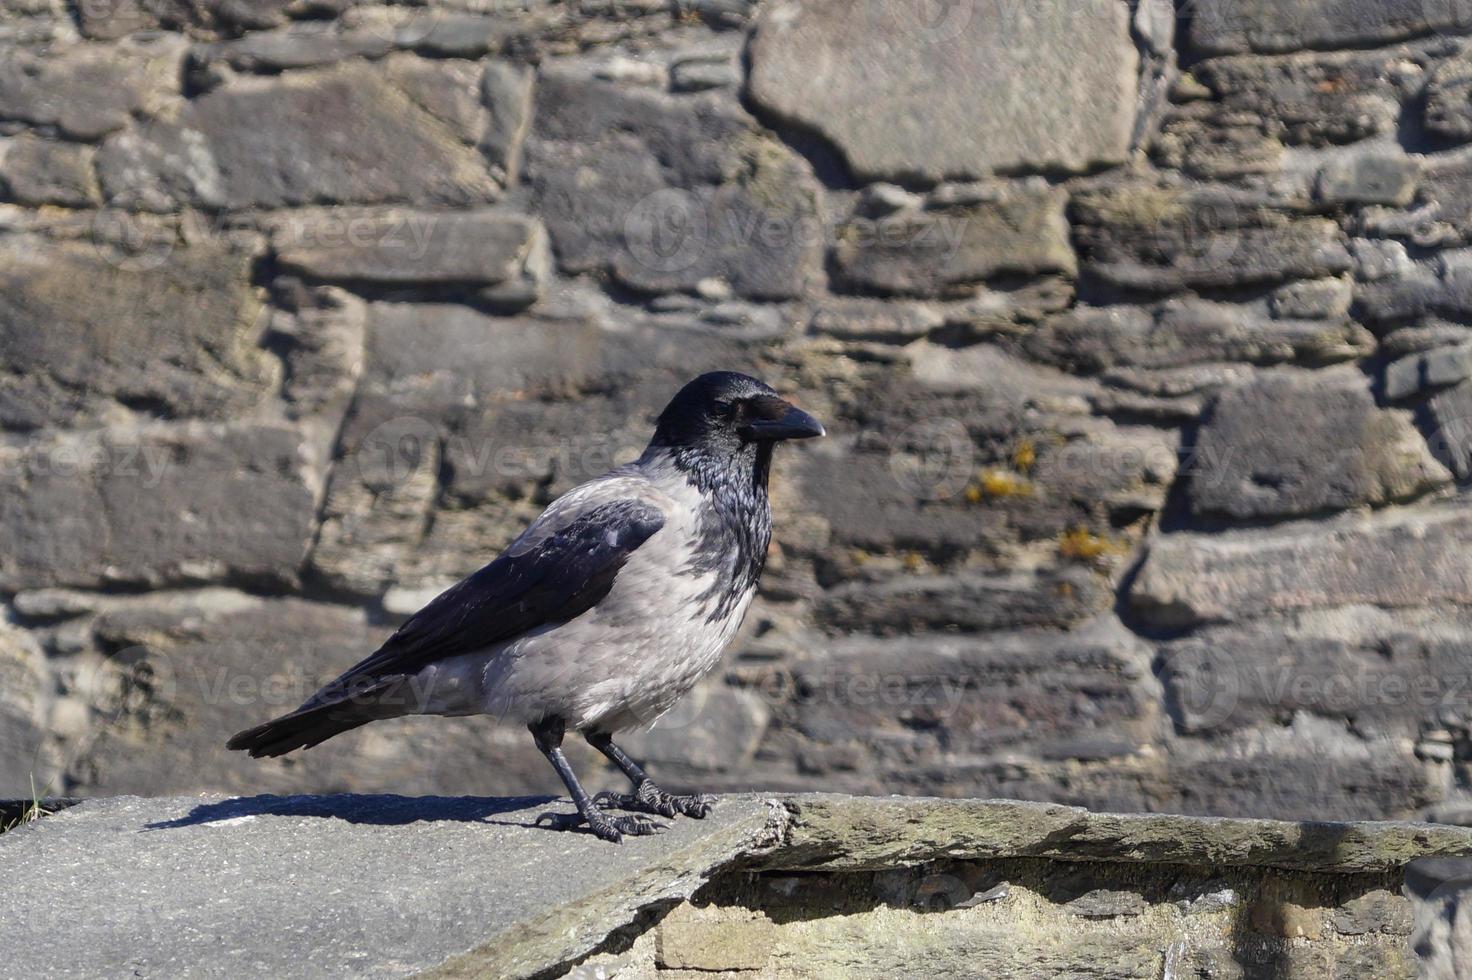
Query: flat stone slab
xmin=771 ymin=795 xmax=1472 ymax=874
xmin=0 ymin=793 xmax=779 ymax=980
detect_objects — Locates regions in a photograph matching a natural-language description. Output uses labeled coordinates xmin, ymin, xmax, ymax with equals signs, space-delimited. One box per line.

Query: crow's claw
xmin=534 ymin=807 xmax=666 ymax=843
xmin=534 ymin=809 xmax=586 ymax=833
xmin=596 ymin=781 xmax=716 ymax=819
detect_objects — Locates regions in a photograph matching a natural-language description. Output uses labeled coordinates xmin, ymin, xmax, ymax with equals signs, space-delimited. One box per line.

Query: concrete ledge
xmin=5 ymin=793 xmax=1472 ymax=979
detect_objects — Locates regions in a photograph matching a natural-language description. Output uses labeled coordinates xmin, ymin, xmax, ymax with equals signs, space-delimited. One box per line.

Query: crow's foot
xmin=533 ymin=807 xmax=666 ymax=843
xmin=595 ymin=780 xmax=715 ymax=819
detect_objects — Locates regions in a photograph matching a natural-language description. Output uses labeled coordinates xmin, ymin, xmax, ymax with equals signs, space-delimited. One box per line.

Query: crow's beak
xmin=739 ymin=402 xmax=826 ymax=442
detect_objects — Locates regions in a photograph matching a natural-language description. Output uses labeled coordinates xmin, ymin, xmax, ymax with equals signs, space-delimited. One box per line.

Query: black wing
xmin=306 ymin=497 xmax=666 ymax=704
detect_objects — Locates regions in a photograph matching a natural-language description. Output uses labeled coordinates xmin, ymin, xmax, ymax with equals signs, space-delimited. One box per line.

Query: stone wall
xmin=4 ymin=0 xmax=1472 ymax=820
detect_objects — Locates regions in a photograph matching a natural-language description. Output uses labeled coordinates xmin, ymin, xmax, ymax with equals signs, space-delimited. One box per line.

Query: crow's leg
xmin=585 ymin=731 xmax=716 ymax=819
xmin=530 ymin=717 xmax=665 ymax=843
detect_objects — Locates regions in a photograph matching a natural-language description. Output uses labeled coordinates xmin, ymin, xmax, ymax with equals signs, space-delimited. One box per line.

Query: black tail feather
xmin=226 ymin=686 xmax=405 ymax=758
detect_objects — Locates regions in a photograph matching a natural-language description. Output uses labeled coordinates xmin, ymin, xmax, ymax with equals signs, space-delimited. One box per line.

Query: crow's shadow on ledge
xmin=145 ymin=793 xmax=560 ymax=831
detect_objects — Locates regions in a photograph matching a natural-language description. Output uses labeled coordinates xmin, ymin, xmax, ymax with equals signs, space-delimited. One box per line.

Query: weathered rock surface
xmin=0 ymin=136 xmax=99 ymax=207
xmin=97 ymin=63 xmax=501 ymax=212
xmin=272 ymin=209 xmax=548 ymax=304
xmin=777 ymin=617 xmax=1158 ymax=762
xmin=1426 ymin=379 xmax=1472 ymax=478
xmin=1190 ymin=369 xmax=1450 ymax=519
xmin=1160 ymin=605 xmax=1472 ymax=737
xmin=1186 ymin=0 xmax=1463 ymax=55
xmin=198 ymin=23 xmax=394 ymax=72
xmin=0 ymin=37 xmax=183 ymax=139
xmin=1403 ymin=153 xmax=1472 ymax=249
xmin=75 ymin=0 xmax=303 ymax=39
xmin=1317 ymin=154 xmax=1419 ymax=206
xmin=1407 ymin=857 xmax=1472 ymax=980
xmin=599 ymin=792 xmax=1440 ymax=974
xmin=832 ymin=186 xmax=1075 ymax=296
xmin=1026 ymin=302 xmax=1373 ymax=374
xmin=479 ymin=59 xmax=532 ymax=185
xmin=770 ymin=794 xmax=1472 ymax=872
xmin=0 ymin=423 xmax=318 ymax=591
xmin=0 ymin=0 xmax=68 ymax=44
xmin=0 ymin=235 xmax=270 ymax=431
xmin=1351 ymin=258 xmax=1472 ymax=327
xmin=793 ymin=356 xmax=1176 ymax=555
xmin=814 ymin=568 xmax=1109 ymax=636
xmin=1071 ymin=184 xmax=1353 ymax=291
xmin=526 ymin=64 xmax=819 ymax=299
xmin=747 ymin=0 xmax=1137 ymax=182
xmin=1163 ymin=744 xmax=1447 ymax=823
xmin=1385 ymin=343 xmax=1472 ymax=400
xmin=1426 ymin=52 xmax=1472 ymax=142
xmin=1189 ymin=49 xmax=1407 ymax=148
xmin=0 ymin=623 xmax=51 ymax=794
xmin=1132 ymin=506 xmax=1472 ymax=628
xmin=1271 ymin=276 xmax=1353 ymax=320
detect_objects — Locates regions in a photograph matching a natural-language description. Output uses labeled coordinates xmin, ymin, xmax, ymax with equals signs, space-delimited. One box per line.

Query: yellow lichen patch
xmin=901 ymin=551 xmax=925 ymax=573
xmin=1058 ymin=527 xmax=1123 ymax=562
xmin=963 ymin=467 xmax=1033 ymax=504
xmin=1011 ymin=440 xmax=1036 ymax=474
xmin=976 ymin=468 xmax=1033 ymax=500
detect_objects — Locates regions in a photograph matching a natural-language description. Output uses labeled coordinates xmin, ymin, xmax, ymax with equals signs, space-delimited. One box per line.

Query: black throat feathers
xmin=666 ymin=442 xmax=775 ymax=622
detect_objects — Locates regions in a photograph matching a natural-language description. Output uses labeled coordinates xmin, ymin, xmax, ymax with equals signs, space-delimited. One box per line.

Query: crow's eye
xmin=713 ymin=399 xmax=736 ymax=417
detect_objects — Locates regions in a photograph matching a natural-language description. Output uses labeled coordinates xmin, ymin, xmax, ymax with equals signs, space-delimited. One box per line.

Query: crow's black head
xmin=648 ymin=372 xmax=824 ymax=454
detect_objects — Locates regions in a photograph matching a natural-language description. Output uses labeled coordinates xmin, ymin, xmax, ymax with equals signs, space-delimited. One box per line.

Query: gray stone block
xmin=1385 ymin=344 xmax=1472 ymax=400
xmin=201 ymin=24 xmax=394 ymax=71
xmin=747 ymin=0 xmax=1137 ymax=181
xmin=97 ymin=63 xmax=501 ymax=212
xmin=831 ymin=187 xmax=1075 ymax=297
xmin=1131 ymin=506 xmax=1472 ymax=628
xmin=777 ymin=616 xmax=1157 ymax=759
xmin=1072 ymin=184 xmax=1353 ymax=291
xmin=0 ymin=36 xmax=182 ymax=140
xmin=1190 ymin=369 xmax=1449 ymax=519
xmin=1428 ymin=52 xmax=1472 ymax=142
xmin=1317 ymin=155 xmax=1419 ymax=207
xmin=1027 ymin=301 xmax=1372 ymax=373
xmin=1159 ymin=606 xmax=1472 ymax=737
xmin=1214 ymin=49 xmax=1398 ymax=145
xmin=1269 ymin=277 xmax=1353 ymax=320
xmin=1426 ymin=379 xmax=1472 ymax=478
xmin=0 ymin=235 xmax=271 ymax=431
xmin=526 ymin=65 xmax=819 ymax=299
xmin=0 ymin=423 xmax=319 ymax=591
xmin=0 ymin=136 xmax=98 ymax=207
xmin=1407 ymin=857 xmax=1472 ymax=980
xmin=272 ymin=209 xmax=547 ymax=299
xmin=1187 ymin=0 xmax=1460 ymax=55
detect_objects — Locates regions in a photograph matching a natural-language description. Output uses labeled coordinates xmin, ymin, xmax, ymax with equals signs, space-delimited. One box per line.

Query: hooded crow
xmin=227 ymin=372 xmax=824 ymax=841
